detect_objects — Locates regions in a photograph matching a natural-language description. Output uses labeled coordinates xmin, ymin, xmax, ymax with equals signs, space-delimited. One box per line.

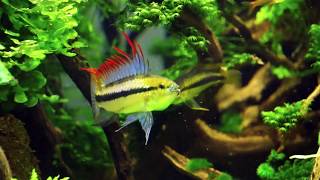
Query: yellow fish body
xmin=81 ymin=33 xmax=180 ymax=144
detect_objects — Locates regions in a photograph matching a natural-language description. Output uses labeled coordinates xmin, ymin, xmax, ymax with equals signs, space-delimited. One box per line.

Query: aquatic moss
xmin=306 ymin=24 xmax=320 ymax=62
xmin=123 ymin=0 xmax=223 ymax=32
xmin=121 ymin=0 xmax=225 ymax=51
xmin=257 ymin=150 xmax=313 ymax=180
xmin=261 ymin=101 xmax=305 ymax=132
xmin=185 ymin=158 xmax=213 ymax=172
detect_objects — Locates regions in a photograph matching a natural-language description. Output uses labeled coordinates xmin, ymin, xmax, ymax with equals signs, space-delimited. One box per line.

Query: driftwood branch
xmin=217 ymin=1 xmax=295 ymax=69
xmin=215 ymin=63 xmax=273 ymax=110
xmin=57 ymin=54 xmax=133 ymax=180
xmin=194 ymin=119 xmax=307 ymax=156
xmin=162 ymin=146 xmax=222 ymax=180
xmin=311 ymin=146 xmax=320 ymax=180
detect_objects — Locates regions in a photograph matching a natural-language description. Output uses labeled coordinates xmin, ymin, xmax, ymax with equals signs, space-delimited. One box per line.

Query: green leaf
xmin=185 ymin=158 xmax=213 ymax=172
xmin=0 ymin=43 xmax=5 ymax=50
xmin=271 ymin=65 xmax=296 ymax=79
xmin=0 ymin=60 xmax=14 ymax=85
xmin=14 ymin=86 xmax=28 ymax=103
xmin=20 ymin=70 xmax=47 ymax=90
xmin=4 ymin=29 xmax=20 ymax=37
xmin=17 ymin=58 xmax=42 ymax=71
xmin=25 ymin=95 xmax=39 ymax=107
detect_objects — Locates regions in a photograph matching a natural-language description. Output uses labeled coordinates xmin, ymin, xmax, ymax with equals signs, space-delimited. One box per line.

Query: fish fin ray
xmin=138 ymin=112 xmax=153 ymax=145
xmin=96 ymin=33 xmax=148 ymax=85
xmin=115 ymin=114 xmax=140 ymax=132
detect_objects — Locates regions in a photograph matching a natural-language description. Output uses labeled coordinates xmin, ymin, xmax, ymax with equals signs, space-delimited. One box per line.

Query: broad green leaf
xmin=0 ymin=43 xmax=5 ymax=50
xmin=20 ymin=70 xmax=47 ymax=90
xmin=18 ymin=58 xmax=41 ymax=71
xmin=0 ymin=60 xmax=14 ymax=85
xmin=4 ymin=29 xmax=20 ymax=37
xmin=25 ymin=95 xmax=39 ymax=107
xmin=14 ymin=86 xmax=28 ymax=103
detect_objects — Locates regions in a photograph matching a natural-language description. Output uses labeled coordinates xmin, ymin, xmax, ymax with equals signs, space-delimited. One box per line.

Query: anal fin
xmin=185 ymin=99 xmax=209 ymax=111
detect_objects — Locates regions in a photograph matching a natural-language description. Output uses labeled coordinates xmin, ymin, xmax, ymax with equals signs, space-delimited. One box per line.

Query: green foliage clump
xmin=255 ymin=0 xmax=305 ymax=54
xmin=214 ymin=173 xmax=233 ymax=180
xmin=0 ymin=0 xmax=85 ymax=108
xmin=257 ymin=150 xmax=313 ymax=180
xmin=11 ymin=168 xmax=69 ymax=180
xmin=256 ymin=0 xmax=304 ymax=25
xmin=55 ymin=119 xmax=113 ymax=169
xmin=151 ymin=37 xmax=197 ymax=80
xmin=218 ymin=110 xmax=242 ymax=134
xmin=122 ymin=0 xmax=225 ymax=52
xmin=123 ymin=0 xmax=223 ymax=32
xmin=261 ymin=101 xmax=305 ymax=132
xmin=306 ymin=24 xmax=320 ymax=62
xmin=185 ymin=158 xmax=213 ymax=172
xmin=271 ymin=65 xmax=297 ymax=79
xmin=223 ymin=53 xmax=260 ymax=69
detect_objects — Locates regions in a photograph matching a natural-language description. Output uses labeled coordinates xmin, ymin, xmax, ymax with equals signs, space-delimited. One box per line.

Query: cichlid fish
xmin=81 ymin=33 xmax=180 ymax=144
xmin=173 ymin=66 xmax=224 ymax=111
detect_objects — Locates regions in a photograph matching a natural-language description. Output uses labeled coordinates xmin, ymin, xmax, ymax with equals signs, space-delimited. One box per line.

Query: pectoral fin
xmin=185 ymin=99 xmax=209 ymax=111
xmin=115 ymin=113 xmax=140 ymax=132
xmin=138 ymin=112 xmax=154 ymax=145
xmin=116 ymin=112 xmax=154 ymax=145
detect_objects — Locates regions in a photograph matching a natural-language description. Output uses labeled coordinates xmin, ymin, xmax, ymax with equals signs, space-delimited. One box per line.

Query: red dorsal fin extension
xmin=80 ymin=32 xmax=148 ymax=85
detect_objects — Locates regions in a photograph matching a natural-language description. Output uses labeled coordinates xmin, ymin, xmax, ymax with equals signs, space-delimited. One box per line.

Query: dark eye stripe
xmin=96 ymin=87 xmax=158 ymax=102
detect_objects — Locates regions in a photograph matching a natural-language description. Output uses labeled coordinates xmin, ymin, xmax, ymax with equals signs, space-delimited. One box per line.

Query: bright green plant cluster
xmin=123 ymin=0 xmax=222 ymax=31
xmin=186 ymin=158 xmax=213 ymax=172
xmin=306 ymin=24 xmax=320 ymax=62
xmin=257 ymin=150 xmax=313 ymax=180
xmin=261 ymin=101 xmax=305 ymax=132
xmin=122 ymin=0 xmax=225 ymax=53
xmin=223 ymin=53 xmax=259 ymax=69
xmin=255 ymin=0 xmax=305 ymax=54
xmin=271 ymin=65 xmax=297 ymax=79
xmin=0 ymin=0 xmax=85 ymax=108
xmin=185 ymin=158 xmax=233 ymax=180
xmin=11 ymin=169 xmax=69 ymax=180
xmin=256 ymin=0 xmax=304 ymax=25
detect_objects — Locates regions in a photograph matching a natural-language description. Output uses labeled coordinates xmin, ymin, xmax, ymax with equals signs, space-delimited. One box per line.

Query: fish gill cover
xmin=1 ymin=0 xmax=320 ymax=180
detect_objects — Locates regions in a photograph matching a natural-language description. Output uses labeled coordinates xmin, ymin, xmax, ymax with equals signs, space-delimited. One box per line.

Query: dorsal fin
xmin=96 ymin=32 xmax=149 ymax=85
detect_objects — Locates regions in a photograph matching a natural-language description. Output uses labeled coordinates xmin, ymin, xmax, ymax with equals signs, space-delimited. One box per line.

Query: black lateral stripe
xmin=96 ymin=87 xmax=158 ymax=102
xmin=181 ymin=75 xmax=223 ymax=91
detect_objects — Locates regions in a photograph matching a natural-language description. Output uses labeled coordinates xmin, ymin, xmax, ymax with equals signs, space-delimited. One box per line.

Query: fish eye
xmin=159 ymin=84 xmax=165 ymax=89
